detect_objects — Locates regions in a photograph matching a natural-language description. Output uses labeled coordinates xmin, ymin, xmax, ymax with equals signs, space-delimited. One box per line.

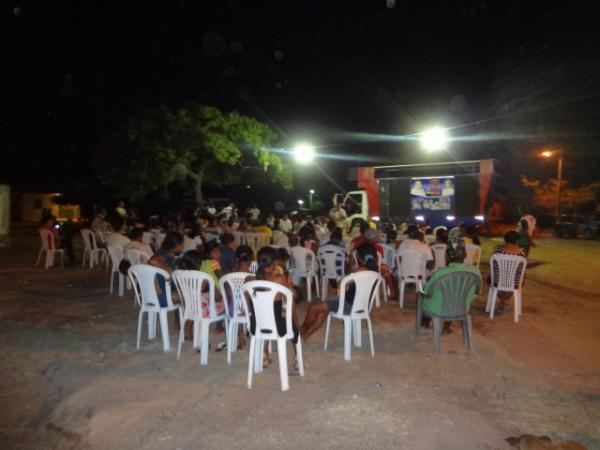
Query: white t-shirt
xmin=398 ymin=239 xmax=434 ymax=261
xmin=279 ymin=218 xmax=293 ymax=233
xmin=519 ymin=215 xmax=536 ymax=237
xmin=124 ymin=241 xmax=154 ymax=259
xmin=249 ymin=207 xmax=261 ymax=221
xmin=107 ymin=233 xmax=131 ymax=251
xmin=329 ymin=207 xmax=347 ymax=226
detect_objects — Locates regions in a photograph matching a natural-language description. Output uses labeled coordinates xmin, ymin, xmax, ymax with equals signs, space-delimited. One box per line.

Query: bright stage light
xmin=420 ymin=127 xmax=449 ymax=151
xmin=446 ymin=215 xmax=456 ymax=221
xmin=474 ymin=215 xmax=485 ymax=221
xmin=415 ymin=215 xmax=425 ymax=222
xmin=293 ymin=143 xmax=316 ymax=164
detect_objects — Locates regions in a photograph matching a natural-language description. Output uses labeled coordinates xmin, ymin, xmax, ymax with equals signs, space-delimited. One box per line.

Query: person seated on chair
xmin=250 ymin=246 xmax=301 ymax=369
xmin=325 ymin=227 xmax=346 ymax=250
xmin=421 ymin=228 xmax=481 ymax=334
xmin=253 ymin=217 xmax=273 ymax=239
xmin=148 ymin=231 xmax=184 ymax=307
xmin=107 ymin=216 xmax=130 ymax=251
xmin=39 ymin=214 xmax=61 ymax=249
xmin=398 ymin=226 xmax=434 ymax=271
xmin=490 ymin=230 xmax=527 ymax=311
xmin=219 ymin=233 xmax=237 ymax=274
xmin=234 ymin=245 xmax=254 ymax=273
xmin=431 ymin=227 xmax=448 ymax=245
xmin=300 ymin=242 xmax=379 ymax=342
xmin=464 ymin=224 xmax=481 ymax=246
xmin=124 ymin=228 xmax=154 ymax=260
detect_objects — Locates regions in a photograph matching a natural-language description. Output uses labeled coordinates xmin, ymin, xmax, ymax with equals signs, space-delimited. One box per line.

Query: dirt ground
xmin=1 ymin=231 xmax=599 ymax=450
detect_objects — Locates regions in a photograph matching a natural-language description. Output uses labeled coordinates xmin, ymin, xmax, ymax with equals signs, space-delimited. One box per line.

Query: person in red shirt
xmin=40 ymin=215 xmax=61 ymax=249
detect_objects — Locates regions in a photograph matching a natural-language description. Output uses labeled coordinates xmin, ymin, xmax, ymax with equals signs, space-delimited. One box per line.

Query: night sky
xmin=6 ymin=1 xmax=600 ymax=208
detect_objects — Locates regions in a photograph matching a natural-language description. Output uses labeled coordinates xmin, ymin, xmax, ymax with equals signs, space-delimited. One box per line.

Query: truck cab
xmin=333 ymin=191 xmax=370 ymax=231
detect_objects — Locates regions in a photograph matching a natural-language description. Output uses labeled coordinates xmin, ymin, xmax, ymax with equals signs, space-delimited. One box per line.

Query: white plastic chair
xmin=324 ymin=271 xmax=382 ymax=361
xmin=249 ymin=260 xmax=258 ymax=274
xmin=272 ymin=230 xmax=289 ymax=247
xmin=379 ymin=243 xmax=396 ymax=272
xmin=128 ymin=264 xmax=183 ymax=352
xmin=81 ymin=229 xmax=108 ymax=270
xmin=126 ymin=248 xmax=150 ymax=265
xmin=395 ymin=250 xmax=428 ymax=308
xmin=183 ymin=235 xmax=203 ymax=252
xmin=242 ymin=280 xmax=304 ymax=391
xmin=107 ymin=245 xmax=125 ymax=296
xmin=36 ymin=228 xmax=64 ymax=269
xmin=232 ymin=231 xmax=245 ymax=247
xmin=142 ymin=231 xmax=154 ymax=248
xmin=220 ymin=272 xmax=252 ymax=365
xmin=465 ymin=244 xmax=482 ymax=268
xmin=431 ymin=243 xmax=448 ymax=271
xmin=289 ymin=246 xmax=320 ymax=302
xmin=486 ymin=254 xmax=528 ymax=323
xmin=317 ymin=245 xmax=346 ymax=300
xmin=154 ymin=232 xmax=166 ymax=251
xmin=172 ymin=270 xmax=228 ymax=365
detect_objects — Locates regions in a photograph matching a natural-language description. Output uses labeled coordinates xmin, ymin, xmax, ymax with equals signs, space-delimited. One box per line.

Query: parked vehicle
xmin=584 ymin=210 xmax=600 ymax=238
xmin=555 ymin=215 xmax=587 ymax=238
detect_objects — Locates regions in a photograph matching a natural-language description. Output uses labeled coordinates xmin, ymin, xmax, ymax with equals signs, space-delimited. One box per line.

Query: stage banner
xmin=410 ymin=177 xmax=454 ymax=211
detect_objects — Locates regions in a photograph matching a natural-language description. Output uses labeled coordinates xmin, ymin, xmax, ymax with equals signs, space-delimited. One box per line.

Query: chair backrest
xmin=220 ymin=272 xmax=252 ymax=319
xmin=232 ymin=231 xmax=245 ymax=247
xmin=317 ymin=245 xmax=346 ymax=280
xmin=336 ymin=271 xmax=382 ymax=316
xmin=155 ymin=232 xmax=166 ymax=250
xmin=490 ymin=254 xmax=527 ymax=291
xmin=249 ymin=260 xmax=258 ymax=274
xmin=289 ymin=246 xmax=318 ymax=276
xmin=242 ymin=280 xmax=294 ymax=340
xmin=423 ymin=270 xmax=482 ymax=318
xmin=80 ymin=229 xmax=98 ymax=251
xmin=172 ymin=270 xmax=218 ymax=320
xmin=397 ymin=250 xmax=428 ymax=280
xmin=183 ymin=235 xmax=202 ymax=252
xmin=272 ymin=230 xmax=288 ymax=247
xmin=465 ymin=244 xmax=482 ymax=267
xmin=378 ymin=243 xmax=396 ymax=269
xmin=431 ymin=243 xmax=448 ymax=271
xmin=254 ymin=232 xmax=270 ymax=249
xmin=107 ymin=245 xmax=123 ymax=273
xmin=38 ymin=228 xmax=55 ymax=251
xmin=128 ymin=264 xmax=172 ymax=310
xmin=126 ymin=248 xmax=149 ymax=265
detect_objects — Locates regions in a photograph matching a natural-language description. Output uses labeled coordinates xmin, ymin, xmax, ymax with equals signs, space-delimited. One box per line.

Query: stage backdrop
xmin=410 ymin=176 xmax=455 ymax=212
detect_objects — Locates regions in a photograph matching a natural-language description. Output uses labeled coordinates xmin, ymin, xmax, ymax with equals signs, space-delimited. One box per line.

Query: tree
xmin=521 ymin=176 xmax=600 ymax=213
xmin=96 ymin=104 xmax=292 ymax=203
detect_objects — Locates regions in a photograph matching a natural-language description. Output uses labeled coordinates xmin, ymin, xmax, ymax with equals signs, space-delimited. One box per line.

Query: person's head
xmin=161 ymin=231 xmax=184 ymax=254
xmin=117 ymin=200 xmax=125 ymax=208
xmin=202 ymin=240 xmax=221 ymax=261
xmin=406 ymin=224 xmax=419 ymax=237
xmin=235 ymin=245 xmax=254 ymax=263
xmin=364 ymin=228 xmax=377 ymax=243
xmin=504 ymin=230 xmax=520 ymax=244
xmin=221 ymin=233 xmax=235 ymax=249
xmin=336 ymin=202 xmax=344 ymax=209
xmin=129 ymin=227 xmax=144 ymax=242
xmin=413 ymin=231 xmax=425 ymax=242
xmin=276 ymin=247 xmax=290 ymax=267
xmin=444 ymin=179 xmax=453 ymax=188
xmin=330 ymin=227 xmax=343 ymax=241
xmin=282 ymin=213 xmax=289 ymax=220
xmin=447 ymin=227 xmax=466 ymax=263
xmin=174 ymin=250 xmax=202 ymax=270
xmin=359 ymin=220 xmax=369 ymax=235
xmin=356 ymin=242 xmax=378 ymax=271
xmin=414 ymin=180 xmax=422 ymax=189
xmin=299 ymin=225 xmax=314 ymax=241
xmin=110 ymin=215 xmax=126 ymax=233
xmin=326 ymin=220 xmax=336 ymax=231
xmin=435 ymin=227 xmax=448 ymax=243
xmin=425 ymin=227 xmax=433 ymax=235
xmin=256 ymin=246 xmax=278 ymax=278
xmin=288 ymin=234 xmax=299 ymax=247
xmin=465 ymin=224 xmax=478 ymax=237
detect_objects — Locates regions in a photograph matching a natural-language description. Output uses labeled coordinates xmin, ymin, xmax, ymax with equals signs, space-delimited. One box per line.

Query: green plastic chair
xmin=415 ymin=271 xmax=482 ymax=353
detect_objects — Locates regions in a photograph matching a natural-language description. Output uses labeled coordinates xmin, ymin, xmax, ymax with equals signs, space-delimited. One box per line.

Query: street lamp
xmin=297 ymin=199 xmax=304 ymax=207
xmin=540 ymin=149 xmax=563 ymax=217
xmin=293 ymin=143 xmax=316 ymax=164
xmin=308 ymin=189 xmax=315 ymax=208
xmin=420 ymin=127 xmax=449 ymax=151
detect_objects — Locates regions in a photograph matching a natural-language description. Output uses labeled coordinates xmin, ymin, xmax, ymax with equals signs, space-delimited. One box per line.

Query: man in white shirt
xmin=329 ymin=202 xmax=347 ymax=227
xmin=124 ymin=228 xmax=154 ymax=260
xmin=106 ymin=219 xmax=130 ymax=251
xmin=278 ymin=213 xmax=293 ymax=233
xmin=398 ymin=227 xmax=434 ymax=266
xmin=248 ymin=205 xmax=261 ymax=222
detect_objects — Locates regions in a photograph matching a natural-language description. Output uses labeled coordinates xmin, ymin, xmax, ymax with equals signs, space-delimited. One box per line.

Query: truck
xmin=334 ymin=159 xmax=495 ymax=229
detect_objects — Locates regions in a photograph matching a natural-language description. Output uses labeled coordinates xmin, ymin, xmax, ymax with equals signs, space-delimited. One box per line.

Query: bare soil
xmin=0 ymin=232 xmax=599 ymax=450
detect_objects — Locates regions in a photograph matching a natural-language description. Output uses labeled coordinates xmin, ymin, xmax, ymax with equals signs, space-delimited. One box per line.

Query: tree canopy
xmin=521 ymin=176 xmax=600 ymax=213
xmin=96 ymin=104 xmax=292 ymax=203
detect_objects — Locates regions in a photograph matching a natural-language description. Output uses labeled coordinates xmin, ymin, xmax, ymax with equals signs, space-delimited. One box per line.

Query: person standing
xmin=248 ymin=204 xmax=261 ymax=222
xmin=278 ymin=213 xmax=293 ymax=233
xmin=329 ymin=202 xmax=347 ymax=228
xmin=115 ymin=200 xmax=127 ymax=219
xmin=519 ymin=214 xmax=536 ymax=237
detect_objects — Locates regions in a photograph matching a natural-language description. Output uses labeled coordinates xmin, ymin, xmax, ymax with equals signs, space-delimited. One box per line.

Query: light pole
xmin=540 ymin=150 xmax=563 ymax=217
xmin=308 ymin=189 xmax=315 ymax=209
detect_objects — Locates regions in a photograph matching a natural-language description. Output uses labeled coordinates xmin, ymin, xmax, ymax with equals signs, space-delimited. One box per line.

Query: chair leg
xmin=323 ymin=314 xmax=331 ymax=350
xmin=461 ymin=320 xmax=468 ymax=344
xmin=193 ymin=320 xmax=200 ymax=348
xmin=306 ymin=277 xmax=312 ymax=303
xmin=353 ymin=320 xmax=362 ymax=348
xmin=227 ymin=320 xmax=234 ymax=365
xmin=313 ymin=275 xmax=320 ymax=298
xmin=466 ymin=314 xmax=474 ymax=351
xmin=432 ymin=317 xmax=441 ymax=353
xmin=109 ymin=271 xmax=114 ymax=294
xmin=254 ymin=338 xmax=263 ymax=373
xmin=321 ymin=278 xmax=327 ymax=301
xmin=199 ymin=320 xmax=209 ymax=365
xmin=296 ymin=338 xmax=304 ymax=376
xmin=399 ymin=280 xmax=405 ymax=308
xmin=343 ymin=318 xmax=352 ymax=361
xmin=148 ymin=312 xmax=157 ymax=339
xmin=137 ymin=310 xmax=144 ymax=350
xmin=159 ymin=310 xmax=170 ymax=352
xmin=488 ymin=289 xmax=498 ymax=319
xmin=367 ymin=319 xmax=375 ymax=357
xmin=276 ymin=339 xmax=289 ymax=391
xmin=118 ymin=274 xmax=124 ymax=297
xmin=177 ymin=317 xmax=185 ymax=360
xmin=247 ymin=337 xmax=255 ymax=389
xmin=415 ymin=295 xmax=423 ymax=343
